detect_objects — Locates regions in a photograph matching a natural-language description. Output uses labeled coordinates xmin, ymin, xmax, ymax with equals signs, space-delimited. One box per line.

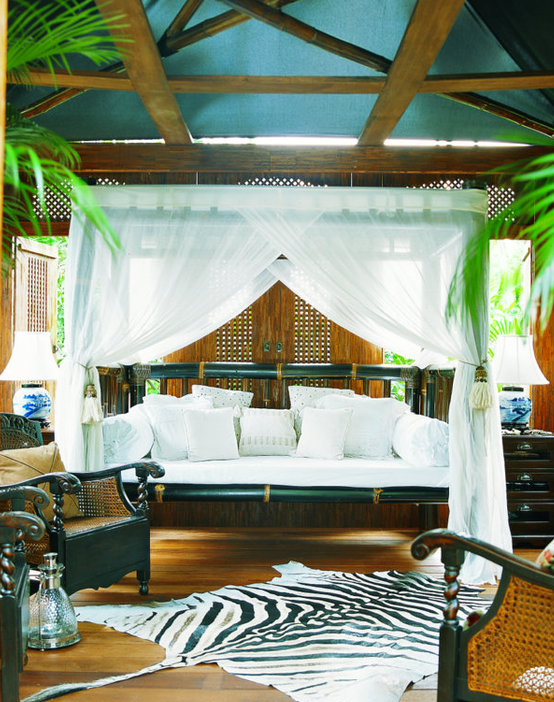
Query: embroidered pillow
xmin=315 ymin=394 xmax=409 ymax=459
xmin=183 ymin=408 xmax=239 ymax=462
xmin=392 ymin=412 xmax=450 ymax=467
xmin=192 ymin=384 xmax=253 ymax=408
xmin=536 ymin=539 xmax=554 ymax=574
xmin=239 ymin=408 xmax=297 ymax=456
xmin=0 ymin=443 xmax=81 ymax=520
xmin=288 ymin=385 xmax=356 ymax=435
xmin=295 ymin=407 xmax=353 ymax=460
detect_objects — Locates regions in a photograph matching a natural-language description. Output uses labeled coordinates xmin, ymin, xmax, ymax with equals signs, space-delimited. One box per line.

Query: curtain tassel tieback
xmin=81 ymin=384 xmax=104 ymax=425
xmin=469 ymin=365 xmax=494 ymax=410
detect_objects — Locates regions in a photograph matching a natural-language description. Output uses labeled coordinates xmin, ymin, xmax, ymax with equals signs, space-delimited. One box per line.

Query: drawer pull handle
xmin=517 ymin=504 xmax=532 ymax=512
xmin=517 ymin=473 xmax=533 ymax=482
xmin=516 ymin=442 xmax=533 ymax=451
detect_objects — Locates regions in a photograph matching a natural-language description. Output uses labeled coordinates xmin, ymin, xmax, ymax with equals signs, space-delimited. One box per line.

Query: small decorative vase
xmin=13 ymin=383 xmax=52 ymax=420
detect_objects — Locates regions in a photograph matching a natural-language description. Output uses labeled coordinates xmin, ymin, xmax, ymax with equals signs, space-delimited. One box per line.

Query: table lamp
xmin=0 ymin=331 xmax=59 ymax=425
xmin=493 ymin=334 xmax=549 ymax=431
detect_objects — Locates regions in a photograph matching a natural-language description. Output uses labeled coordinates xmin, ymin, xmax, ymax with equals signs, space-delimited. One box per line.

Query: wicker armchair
xmin=0 ymin=413 xmax=42 ymax=450
xmin=411 ymin=529 xmax=554 ymax=702
xmin=0 ymin=412 xmax=165 ymax=595
xmin=0 ymin=488 xmax=46 ymax=702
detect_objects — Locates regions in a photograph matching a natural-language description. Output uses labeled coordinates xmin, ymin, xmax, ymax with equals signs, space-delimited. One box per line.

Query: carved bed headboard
xmin=97 ymin=362 xmax=453 ymax=419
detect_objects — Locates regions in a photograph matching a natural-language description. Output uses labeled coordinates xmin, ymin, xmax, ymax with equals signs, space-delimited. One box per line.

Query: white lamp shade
xmin=493 ymin=334 xmax=549 ymax=386
xmin=0 ymin=331 xmax=59 ymax=381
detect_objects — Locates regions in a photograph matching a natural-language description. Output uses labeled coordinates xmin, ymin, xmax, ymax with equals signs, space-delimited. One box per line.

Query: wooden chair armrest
xmin=71 ymin=461 xmax=165 ymax=515
xmin=411 ymin=528 xmax=550 ymax=584
xmin=0 ymin=510 xmax=46 ymax=542
xmin=0 ymin=485 xmax=50 ymax=514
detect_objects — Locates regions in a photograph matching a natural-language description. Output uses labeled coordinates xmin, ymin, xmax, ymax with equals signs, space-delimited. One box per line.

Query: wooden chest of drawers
xmin=503 ymin=433 xmax=554 ymax=545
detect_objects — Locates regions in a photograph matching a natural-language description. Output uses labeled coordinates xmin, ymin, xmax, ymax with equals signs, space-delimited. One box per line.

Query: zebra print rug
xmin=26 ymin=562 xmax=487 ymax=702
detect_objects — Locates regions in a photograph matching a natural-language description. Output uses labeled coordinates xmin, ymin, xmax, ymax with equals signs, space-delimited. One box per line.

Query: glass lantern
xmin=28 ymin=552 xmax=81 ymax=650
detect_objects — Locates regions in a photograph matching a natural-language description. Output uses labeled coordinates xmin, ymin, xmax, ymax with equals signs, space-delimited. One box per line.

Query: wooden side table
xmin=41 ymin=428 xmax=55 ymax=444
xmin=503 ymin=432 xmax=554 ymax=545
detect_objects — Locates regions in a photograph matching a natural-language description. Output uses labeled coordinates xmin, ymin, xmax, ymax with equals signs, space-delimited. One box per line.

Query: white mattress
xmin=121 ymin=455 xmax=449 ymax=489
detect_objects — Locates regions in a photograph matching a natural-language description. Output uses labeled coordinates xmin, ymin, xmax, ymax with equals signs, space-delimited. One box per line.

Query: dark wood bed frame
xmin=100 ymin=362 xmax=451 ymax=529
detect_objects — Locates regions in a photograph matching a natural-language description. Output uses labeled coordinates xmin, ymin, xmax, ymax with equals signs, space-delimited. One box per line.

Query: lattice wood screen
xmin=294 ymin=297 xmax=331 ymax=363
xmin=421 ymin=178 xmax=515 ymax=219
xmin=216 ymin=306 xmax=253 ymax=362
xmin=14 ymin=238 xmax=57 ymax=334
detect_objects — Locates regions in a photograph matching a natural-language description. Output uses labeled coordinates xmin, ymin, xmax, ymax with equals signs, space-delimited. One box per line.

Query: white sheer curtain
xmin=57 ymin=187 xmax=280 ymax=474
xmin=58 ymin=184 xmax=511 ymax=583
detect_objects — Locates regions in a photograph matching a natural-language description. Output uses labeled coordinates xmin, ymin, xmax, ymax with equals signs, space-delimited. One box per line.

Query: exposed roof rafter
xmin=93 ymin=0 xmax=193 ymax=145
xmin=358 ymin=0 xmax=466 ymax=145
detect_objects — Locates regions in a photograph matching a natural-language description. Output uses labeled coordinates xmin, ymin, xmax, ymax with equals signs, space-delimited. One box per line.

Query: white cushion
xmin=392 ymin=413 xmax=449 ymax=467
xmin=102 ymin=406 xmax=154 ymax=464
xmin=239 ymin=408 xmax=297 ymax=456
xmin=183 ymin=407 xmax=240 ymax=462
xmin=288 ymin=385 xmax=356 ymax=435
xmin=295 ymin=407 xmax=353 ymax=460
xmin=143 ymin=396 xmax=213 ymax=460
xmin=142 ymin=392 xmax=213 ymax=406
xmin=192 ymin=384 xmax=253 ymax=408
xmin=315 ymin=394 xmax=409 ymax=459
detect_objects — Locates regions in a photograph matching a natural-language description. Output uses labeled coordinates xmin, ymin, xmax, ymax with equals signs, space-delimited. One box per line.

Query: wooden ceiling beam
xmin=74 ymin=143 xmax=554 ymax=175
xmin=219 ymin=0 xmax=392 ymax=72
xmin=25 ymin=68 xmax=554 ymax=94
xmin=219 ymin=0 xmax=554 ymax=138
xmin=20 ymin=0 xmax=302 ymax=118
xmin=161 ymin=0 xmax=302 ymax=55
xmin=93 ymin=0 xmax=192 ymax=145
xmin=164 ymin=0 xmax=205 ymax=40
xmin=358 ymin=0 xmax=466 ymax=146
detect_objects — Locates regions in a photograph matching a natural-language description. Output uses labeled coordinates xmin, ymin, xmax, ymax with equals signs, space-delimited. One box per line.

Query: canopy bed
xmin=56 ymin=184 xmax=511 ymax=584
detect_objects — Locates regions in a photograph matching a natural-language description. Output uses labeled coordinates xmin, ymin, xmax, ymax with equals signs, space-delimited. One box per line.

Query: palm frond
xmin=8 ymin=0 xmax=125 ymax=85
xmin=448 ymin=151 xmax=554 ymax=334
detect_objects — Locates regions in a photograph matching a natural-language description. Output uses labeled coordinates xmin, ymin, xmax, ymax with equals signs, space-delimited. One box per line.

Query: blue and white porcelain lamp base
xmin=499 ymin=385 xmax=532 ymax=431
xmin=13 ymin=383 xmax=52 ymax=425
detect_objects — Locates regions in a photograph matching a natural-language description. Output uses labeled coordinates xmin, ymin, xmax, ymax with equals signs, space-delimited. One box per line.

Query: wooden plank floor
xmin=19 ymin=528 xmax=541 ymax=702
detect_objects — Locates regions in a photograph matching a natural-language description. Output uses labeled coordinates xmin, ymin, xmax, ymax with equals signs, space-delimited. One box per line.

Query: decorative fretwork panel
xmin=216 ymin=307 xmax=253 ymax=362
xmin=240 ymin=176 xmax=318 ymax=187
xmin=294 ymin=297 xmax=331 ymax=364
xmin=420 ymin=178 xmax=515 ymax=220
xmin=32 ymin=184 xmax=72 ymax=221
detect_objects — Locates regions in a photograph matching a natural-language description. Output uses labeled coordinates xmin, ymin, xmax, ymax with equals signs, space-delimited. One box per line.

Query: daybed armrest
xmin=70 ymin=461 xmax=165 ymax=517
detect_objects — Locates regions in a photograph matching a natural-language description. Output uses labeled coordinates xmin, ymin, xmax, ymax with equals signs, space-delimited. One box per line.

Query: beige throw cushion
xmin=0 ymin=443 xmax=81 ymax=521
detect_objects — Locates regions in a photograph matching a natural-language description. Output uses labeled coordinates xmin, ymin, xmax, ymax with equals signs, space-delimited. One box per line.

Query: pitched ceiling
xmin=9 ymin=0 xmax=554 ymax=147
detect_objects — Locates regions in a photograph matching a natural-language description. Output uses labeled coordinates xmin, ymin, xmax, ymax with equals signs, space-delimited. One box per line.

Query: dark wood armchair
xmin=0 ymin=413 xmax=42 ymax=450
xmin=0 ymin=412 xmax=165 ymax=596
xmin=0 ymin=487 xmax=46 ymax=702
xmin=411 ymin=529 xmax=554 ymax=702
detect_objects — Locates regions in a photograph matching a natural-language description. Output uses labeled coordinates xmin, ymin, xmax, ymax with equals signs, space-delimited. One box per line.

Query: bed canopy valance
xmin=57 ymin=184 xmax=511 ymax=583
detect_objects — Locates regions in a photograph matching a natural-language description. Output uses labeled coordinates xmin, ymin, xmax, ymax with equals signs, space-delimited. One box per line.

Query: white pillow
xmin=143 ymin=396 xmax=213 ymax=460
xmin=102 ymin=406 xmax=154 ymax=465
xmin=315 ymin=394 xmax=409 ymax=459
xmin=393 ymin=413 xmax=449 ymax=467
xmin=183 ymin=407 xmax=240 ymax=462
xmin=192 ymin=384 xmax=253 ymax=408
xmin=239 ymin=408 xmax=297 ymax=456
xmin=288 ymin=385 xmax=356 ymax=435
xmin=295 ymin=407 xmax=353 ymax=460
xmin=142 ymin=393 xmax=213 ymax=406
